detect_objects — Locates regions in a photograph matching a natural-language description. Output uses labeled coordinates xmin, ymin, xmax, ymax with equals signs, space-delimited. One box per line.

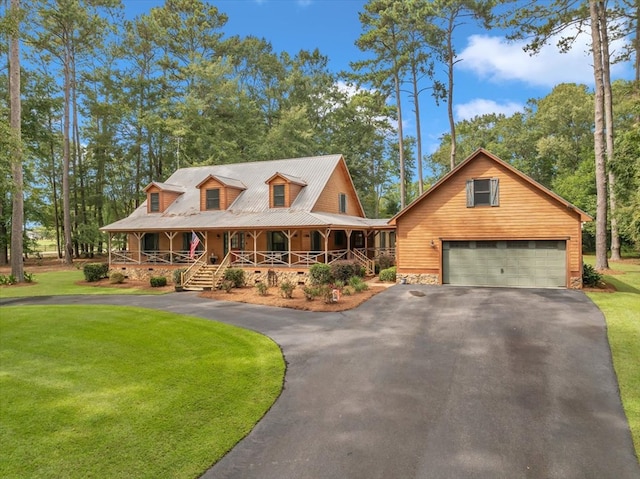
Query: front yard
xmin=0 ymin=305 xmax=284 ymax=479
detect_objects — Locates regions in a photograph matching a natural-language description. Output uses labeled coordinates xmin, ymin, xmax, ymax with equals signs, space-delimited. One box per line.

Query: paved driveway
xmin=2 ymin=287 xmax=638 ymax=478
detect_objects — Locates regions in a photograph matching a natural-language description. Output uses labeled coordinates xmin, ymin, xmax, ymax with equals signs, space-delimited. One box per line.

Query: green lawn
xmin=584 ymin=256 xmax=640 ymax=454
xmin=0 ymin=306 xmax=285 ymax=479
xmin=0 ymin=270 xmax=167 ymax=298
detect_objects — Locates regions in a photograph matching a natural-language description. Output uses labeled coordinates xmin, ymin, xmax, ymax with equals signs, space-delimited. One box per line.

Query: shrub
xmin=224 ymin=268 xmax=245 ymax=288
xmin=83 ymin=262 xmax=109 ymax=282
xmin=330 ymin=260 xmax=362 ymax=282
xmin=150 ymin=276 xmax=167 ymax=287
xmin=318 ymin=284 xmax=335 ymax=304
xmin=302 ymin=285 xmax=320 ymax=301
xmin=255 ymin=281 xmax=268 ymax=296
xmin=0 ymin=274 xmax=17 ymax=285
xmin=221 ymin=280 xmax=234 ymax=293
xmin=280 ymin=280 xmax=295 ymax=299
xmin=583 ymin=263 xmax=602 ymax=287
xmin=379 ymin=266 xmax=397 ymax=283
xmin=109 ymin=272 xmax=125 ymax=284
xmin=309 ymin=263 xmax=332 ymax=285
xmin=333 ymin=279 xmax=345 ymax=290
xmin=173 ymin=268 xmax=186 ymax=285
xmin=348 ymin=275 xmax=369 ymax=292
xmin=377 ymin=254 xmax=395 ymax=271
xmin=23 ymin=271 xmax=34 ymax=283
xmin=342 ymin=286 xmax=353 ymax=296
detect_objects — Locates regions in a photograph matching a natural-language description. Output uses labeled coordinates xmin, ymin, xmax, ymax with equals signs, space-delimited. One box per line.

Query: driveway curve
xmin=2 ymin=286 xmax=638 ymax=479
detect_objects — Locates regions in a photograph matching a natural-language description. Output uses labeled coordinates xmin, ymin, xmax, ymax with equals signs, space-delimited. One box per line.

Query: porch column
xmin=345 ymin=229 xmax=352 ymax=259
xmin=107 ymin=233 xmax=112 ymax=265
xmin=252 ymin=231 xmax=261 ymax=266
xmin=324 ymin=229 xmax=330 ymax=263
xmin=134 ymin=232 xmax=144 ymax=264
xmin=286 ymin=229 xmax=293 ymax=266
xmin=164 ymin=231 xmax=178 ymax=263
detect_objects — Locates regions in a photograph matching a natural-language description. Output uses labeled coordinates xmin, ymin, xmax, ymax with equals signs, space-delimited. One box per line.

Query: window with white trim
xmin=466 ymin=178 xmax=499 ymax=207
xmin=206 ymin=188 xmax=220 ymax=210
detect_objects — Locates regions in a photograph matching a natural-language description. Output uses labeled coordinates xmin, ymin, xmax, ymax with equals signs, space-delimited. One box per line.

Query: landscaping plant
xmin=224 ymin=268 xmax=245 ymax=288
xmin=280 ymin=280 xmax=295 ymax=299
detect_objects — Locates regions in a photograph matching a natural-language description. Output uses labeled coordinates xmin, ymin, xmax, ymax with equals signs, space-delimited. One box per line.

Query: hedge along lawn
xmin=584 ymin=256 xmax=640 ymax=454
xmin=0 ymin=305 xmax=285 ymax=479
xmin=0 ymin=270 xmax=166 ymax=298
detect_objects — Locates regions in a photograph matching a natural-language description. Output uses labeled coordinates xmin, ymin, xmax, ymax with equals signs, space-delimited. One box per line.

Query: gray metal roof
xmin=102 ymin=155 xmax=387 ymax=232
xmin=144 ymin=181 xmax=186 ymax=193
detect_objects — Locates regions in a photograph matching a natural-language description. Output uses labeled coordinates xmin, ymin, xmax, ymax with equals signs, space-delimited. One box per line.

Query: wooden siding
xmin=395 ymin=153 xmax=583 ymax=286
xmin=313 ymin=161 xmax=363 ymax=216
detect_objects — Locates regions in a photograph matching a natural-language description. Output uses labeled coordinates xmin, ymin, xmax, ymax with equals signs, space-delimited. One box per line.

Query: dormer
xmin=266 ymin=172 xmax=307 ymax=208
xmin=196 ymin=175 xmax=246 ymax=211
xmin=143 ymin=182 xmax=185 ymax=213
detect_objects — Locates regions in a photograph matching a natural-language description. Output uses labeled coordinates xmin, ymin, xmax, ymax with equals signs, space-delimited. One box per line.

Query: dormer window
xmin=266 ymin=172 xmax=307 ymax=208
xmin=196 ymin=175 xmax=246 ymax=211
xmin=273 ymin=184 xmax=285 ymax=207
xmin=206 ymin=188 xmax=220 ymax=210
xmin=150 ymin=192 xmax=160 ymax=212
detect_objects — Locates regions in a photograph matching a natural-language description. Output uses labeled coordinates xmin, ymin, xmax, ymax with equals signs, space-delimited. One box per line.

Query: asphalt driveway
xmin=2 ymin=286 xmax=638 ymax=478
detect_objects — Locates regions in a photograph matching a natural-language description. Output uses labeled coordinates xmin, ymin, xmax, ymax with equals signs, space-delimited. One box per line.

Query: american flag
xmin=189 ymin=232 xmax=200 ymax=259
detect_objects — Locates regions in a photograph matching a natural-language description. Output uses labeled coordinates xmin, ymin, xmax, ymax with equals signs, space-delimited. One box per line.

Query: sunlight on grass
xmin=585 ymin=255 xmax=640 ymax=454
xmin=0 ymin=270 xmax=166 ymax=298
xmin=0 ymin=306 xmax=285 ymax=479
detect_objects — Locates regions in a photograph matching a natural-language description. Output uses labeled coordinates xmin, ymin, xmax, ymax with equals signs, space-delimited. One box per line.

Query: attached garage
xmin=442 ymin=240 xmax=566 ymax=288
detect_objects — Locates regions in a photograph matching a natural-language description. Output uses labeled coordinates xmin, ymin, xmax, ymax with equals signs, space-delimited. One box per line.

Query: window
xmin=353 ymin=231 xmax=365 ymax=248
xmin=311 ymin=231 xmax=322 ymax=251
xmin=143 ymin=233 xmax=159 ymax=252
xmin=339 ymin=193 xmax=347 ymax=213
xmin=149 ymin=192 xmax=160 ymax=212
xmin=334 ymin=231 xmax=347 ymax=247
xmin=273 ymin=184 xmax=285 ymax=207
xmin=268 ymin=231 xmax=287 ymax=251
xmin=206 ymin=188 xmax=220 ymax=210
xmin=380 ymin=232 xmax=386 ymax=249
xmin=231 ymin=232 xmax=245 ymax=250
xmin=466 ymin=178 xmax=499 ymax=207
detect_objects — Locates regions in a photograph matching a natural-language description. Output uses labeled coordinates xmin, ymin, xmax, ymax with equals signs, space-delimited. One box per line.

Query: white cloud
xmin=455 ymin=99 xmax=523 ymax=121
xmin=458 ymin=26 xmax=630 ymax=88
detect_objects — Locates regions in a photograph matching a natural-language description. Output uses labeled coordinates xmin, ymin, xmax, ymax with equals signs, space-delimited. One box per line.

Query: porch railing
xmin=180 ymin=251 xmax=208 ymax=286
xmin=229 ymin=249 xmax=350 ymax=268
xmin=109 ymin=249 xmax=205 ymax=265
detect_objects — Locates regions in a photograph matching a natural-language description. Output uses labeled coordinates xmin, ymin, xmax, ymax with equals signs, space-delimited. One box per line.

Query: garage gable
xmin=391 ymin=149 xmax=591 ymax=289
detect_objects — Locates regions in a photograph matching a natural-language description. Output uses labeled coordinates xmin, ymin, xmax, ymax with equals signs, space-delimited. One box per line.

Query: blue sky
xmin=124 ymin=0 xmax=635 ymax=155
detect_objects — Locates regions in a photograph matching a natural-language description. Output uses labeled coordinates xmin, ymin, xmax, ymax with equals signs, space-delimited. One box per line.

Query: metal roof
xmin=102 ymin=155 xmax=388 ymax=232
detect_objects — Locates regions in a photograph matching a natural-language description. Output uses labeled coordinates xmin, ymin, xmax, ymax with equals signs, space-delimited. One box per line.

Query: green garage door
xmin=443 ymin=240 xmax=566 ymax=288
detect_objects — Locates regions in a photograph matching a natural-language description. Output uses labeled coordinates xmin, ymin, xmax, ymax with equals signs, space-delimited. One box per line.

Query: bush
xmin=150 ymin=276 xmax=167 ymax=287
xmin=583 ymin=263 xmax=602 ymax=287
xmin=109 ymin=272 xmax=125 ymax=284
xmin=23 ymin=271 xmax=34 ymax=283
xmin=318 ymin=284 xmax=335 ymax=304
xmin=173 ymin=268 xmax=186 ymax=285
xmin=379 ymin=266 xmax=397 ymax=283
xmin=348 ymin=275 xmax=369 ymax=292
xmin=309 ymin=263 xmax=332 ymax=285
xmin=255 ymin=281 xmax=268 ymax=296
xmin=330 ymin=260 xmax=362 ymax=282
xmin=83 ymin=262 xmax=109 ymax=282
xmin=280 ymin=280 xmax=295 ymax=299
xmin=221 ymin=280 xmax=234 ymax=293
xmin=0 ymin=274 xmax=17 ymax=285
xmin=302 ymin=285 xmax=320 ymax=301
xmin=377 ymin=254 xmax=395 ymax=271
xmin=224 ymin=268 xmax=245 ymax=288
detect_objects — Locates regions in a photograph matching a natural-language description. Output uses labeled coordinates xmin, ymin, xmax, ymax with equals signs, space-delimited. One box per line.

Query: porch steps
xmin=183 ymin=265 xmax=227 ymax=291
xmin=352 ymin=249 xmax=376 ymax=276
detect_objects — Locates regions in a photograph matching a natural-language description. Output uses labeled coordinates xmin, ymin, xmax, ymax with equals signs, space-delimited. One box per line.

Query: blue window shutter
xmin=490 ymin=178 xmax=499 ymax=206
xmin=466 ymin=180 xmax=474 ymax=207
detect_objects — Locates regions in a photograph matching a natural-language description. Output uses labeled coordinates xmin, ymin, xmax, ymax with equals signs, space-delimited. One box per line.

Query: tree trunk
xmin=0 ymin=200 xmax=7 ymax=265
xmin=62 ymin=38 xmax=74 ymax=265
xmin=9 ymin=0 xmax=24 ymax=282
xmin=590 ymin=0 xmax=610 ymax=271
xmin=600 ymin=2 xmax=620 ymax=261
xmin=411 ymin=64 xmax=423 ymax=195
xmin=394 ymin=70 xmax=406 ymax=210
xmin=446 ymin=14 xmax=457 ymax=171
